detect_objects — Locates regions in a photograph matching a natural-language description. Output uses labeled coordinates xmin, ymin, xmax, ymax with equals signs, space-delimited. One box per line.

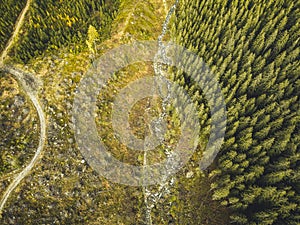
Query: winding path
xmin=0 ymin=67 xmax=46 ymax=216
xmin=0 ymin=0 xmax=46 ymax=217
xmin=0 ymin=0 xmax=32 ymax=65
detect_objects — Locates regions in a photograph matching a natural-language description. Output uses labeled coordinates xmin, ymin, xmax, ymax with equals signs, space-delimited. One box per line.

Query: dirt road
xmin=0 ymin=0 xmax=46 ymax=216
xmin=0 ymin=67 xmax=46 ymax=216
xmin=0 ymin=0 xmax=32 ymax=65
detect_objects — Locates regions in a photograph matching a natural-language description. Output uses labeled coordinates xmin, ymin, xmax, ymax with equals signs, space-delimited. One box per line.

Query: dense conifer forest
xmin=0 ymin=0 xmax=27 ymax=51
xmin=172 ymin=0 xmax=299 ymax=224
xmin=9 ymin=0 xmax=119 ymax=63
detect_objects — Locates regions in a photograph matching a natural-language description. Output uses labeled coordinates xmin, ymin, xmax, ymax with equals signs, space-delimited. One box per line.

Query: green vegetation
xmin=111 ymin=0 xmax=164 ymax=41
xmin=172 ymin=0 xmax=299 ymax=224
xmin=86 ymin=25 xmax=99 ymax=55
xmin=0 ymin=0 xmax=26 ymax=52
xmin=9 ymin=0 xmax=119 ymax=63
xmin=0 ymin=72 xmax=39 ymax=176
xmin=0 ymin=0 xmax=299 ymax=224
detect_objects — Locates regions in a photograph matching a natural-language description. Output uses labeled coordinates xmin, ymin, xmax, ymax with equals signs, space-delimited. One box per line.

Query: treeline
xmin=0 ymin=0 xmax=26 ymax=52
xmin=9 ymin=0 xmax=120 ymax=63
xmin=171 ymin=0 xmax=299 ymax=224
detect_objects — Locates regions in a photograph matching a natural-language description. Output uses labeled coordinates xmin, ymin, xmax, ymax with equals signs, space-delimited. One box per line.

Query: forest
xmin=172 ymin=0 xmax=299 ymax=224
xmin=0 ymin=0 xmax=26 ymax=52
xmin=9 ymin=0 xmax=119 ymax=63
xmin=0 ymin=0 xmax=299 ymax=224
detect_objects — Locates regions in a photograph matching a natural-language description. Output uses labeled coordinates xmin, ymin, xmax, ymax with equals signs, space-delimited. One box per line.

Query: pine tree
xmin=86 ymin=25 xmax=99 ymax=55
